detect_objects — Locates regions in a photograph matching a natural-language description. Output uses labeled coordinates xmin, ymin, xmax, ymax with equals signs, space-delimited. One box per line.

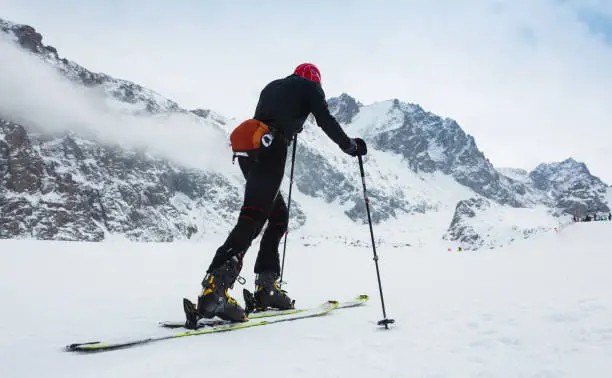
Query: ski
xmin=159 ymin=294 xmax=369 ymax=330
xmin=66 ymin=300 xmax=338 ymax=353
xmin=65 ymin=294 xmax=368 ymax=353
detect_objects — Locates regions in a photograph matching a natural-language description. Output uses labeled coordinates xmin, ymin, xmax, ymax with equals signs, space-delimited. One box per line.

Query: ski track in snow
xmin=1 ymin=223 xmax=612 ymax=377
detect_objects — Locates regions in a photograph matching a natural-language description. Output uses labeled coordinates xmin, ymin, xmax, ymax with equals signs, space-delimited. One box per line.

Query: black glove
xmin=343 ymin=138 xmax=367 ymax=156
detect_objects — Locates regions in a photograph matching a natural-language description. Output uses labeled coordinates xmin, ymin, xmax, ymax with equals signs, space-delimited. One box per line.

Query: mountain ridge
xmin=0 ymin=16 xmax=609 ymax=248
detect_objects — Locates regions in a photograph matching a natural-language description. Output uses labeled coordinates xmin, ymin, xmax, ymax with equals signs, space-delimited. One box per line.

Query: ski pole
xmin=358 ymin=155 xmax=394 ymax=329
xmin=279 ymin=135 xmax=297 ymax=289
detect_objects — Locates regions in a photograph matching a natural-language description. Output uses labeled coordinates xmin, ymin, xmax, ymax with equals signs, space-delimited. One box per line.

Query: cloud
xmin=1 ymin=0 xmax=612 ymax=183
xmin=0 ymin=35 xmax=236 ymax=176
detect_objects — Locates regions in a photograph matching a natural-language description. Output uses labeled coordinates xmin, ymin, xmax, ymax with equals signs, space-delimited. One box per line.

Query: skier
xmin=196 ymin=63 xmax=368 ymax=322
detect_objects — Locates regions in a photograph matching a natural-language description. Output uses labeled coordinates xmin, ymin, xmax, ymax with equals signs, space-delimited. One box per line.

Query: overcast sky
xmin=3 ymin=0 xmax=612 ymax=182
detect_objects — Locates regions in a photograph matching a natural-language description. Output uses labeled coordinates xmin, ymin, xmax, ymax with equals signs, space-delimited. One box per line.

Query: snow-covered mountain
xmin=529 ymin=159 xmax=610 ymax=216
xmin=0 ymin=18 xmax=307 ymax=242
xmin=294 ymin=93 xmax=609 ymax=249
xmin=0 ymin=17 xmax=609 ymax=249
xmin=0 ymin=118 xmax=239 ymax=241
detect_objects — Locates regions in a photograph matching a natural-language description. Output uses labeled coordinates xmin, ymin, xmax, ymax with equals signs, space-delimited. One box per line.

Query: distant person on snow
xmin=608 ymin=213 xmax=611 ymax=221
xmin=194 ymin=63 xmax=367 ymax=322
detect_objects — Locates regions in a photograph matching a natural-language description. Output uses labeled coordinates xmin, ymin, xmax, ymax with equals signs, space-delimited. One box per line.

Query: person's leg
xmin=198 ymin=140 xmax=287 ymax=320
xmin=254 ymin=194 xmax=288 ymax=275
xmin=206 ymin=146 xmax=286 ymax=273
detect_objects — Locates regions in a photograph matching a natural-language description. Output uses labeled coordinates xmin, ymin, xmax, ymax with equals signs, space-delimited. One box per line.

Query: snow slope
xmin=1 ymin=222 xmax=611 ymax=378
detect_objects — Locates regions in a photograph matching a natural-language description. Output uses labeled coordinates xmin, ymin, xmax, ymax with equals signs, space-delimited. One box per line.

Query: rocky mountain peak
xmin=328 ymin=93 xmax=361 ymax=124
xmin=529 ymin=157 xmax=609 ymax=214
xmin=368 ymin=99 xmax=525 ymax=207
xmin=531 ymin=158 xmax=589 ymax=181
xmin=530 ymin=158 xmax=599 ymax=192
xmin=1 ymin=19 xmax=60 ymax=60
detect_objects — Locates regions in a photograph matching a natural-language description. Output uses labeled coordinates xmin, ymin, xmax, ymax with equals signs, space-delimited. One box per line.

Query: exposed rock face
xmin=328 ymin=94 xmax=361 ymax=124
xmin=368 ymin=104 xmax=531 ymax=208
xmin=0 ymin=120 xmax=248 ymax=241
xmin=443 ymin=197 xmax=492 ymax=249
xmin=529 ymin=158 xmax=609 ymax=215
xmin=292 ymin=141 xmax=415 ymax=224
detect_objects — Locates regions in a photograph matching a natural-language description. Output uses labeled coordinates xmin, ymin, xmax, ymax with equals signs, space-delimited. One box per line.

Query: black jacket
xmin=253 ymin=74 xmax=352 ymax=151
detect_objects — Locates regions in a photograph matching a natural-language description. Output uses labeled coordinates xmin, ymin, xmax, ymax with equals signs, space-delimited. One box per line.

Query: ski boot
xmin=196 ymin=257 xmax=247 ymax=324
xmin=253 ymin=271 xmax=295 ymax=311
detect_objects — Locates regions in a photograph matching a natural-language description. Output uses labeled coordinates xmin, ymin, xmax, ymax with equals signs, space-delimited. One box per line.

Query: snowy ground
xmin=1 ymin=222 xmax=611 ymax=378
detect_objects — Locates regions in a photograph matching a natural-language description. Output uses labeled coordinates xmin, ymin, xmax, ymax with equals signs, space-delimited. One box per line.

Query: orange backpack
xmin=230 ymin=119 xmax=274 ymax=161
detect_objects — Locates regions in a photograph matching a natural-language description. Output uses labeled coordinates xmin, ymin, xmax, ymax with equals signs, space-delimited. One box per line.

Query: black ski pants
xmin=207 ymin=137 xmax=289 ymax=276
